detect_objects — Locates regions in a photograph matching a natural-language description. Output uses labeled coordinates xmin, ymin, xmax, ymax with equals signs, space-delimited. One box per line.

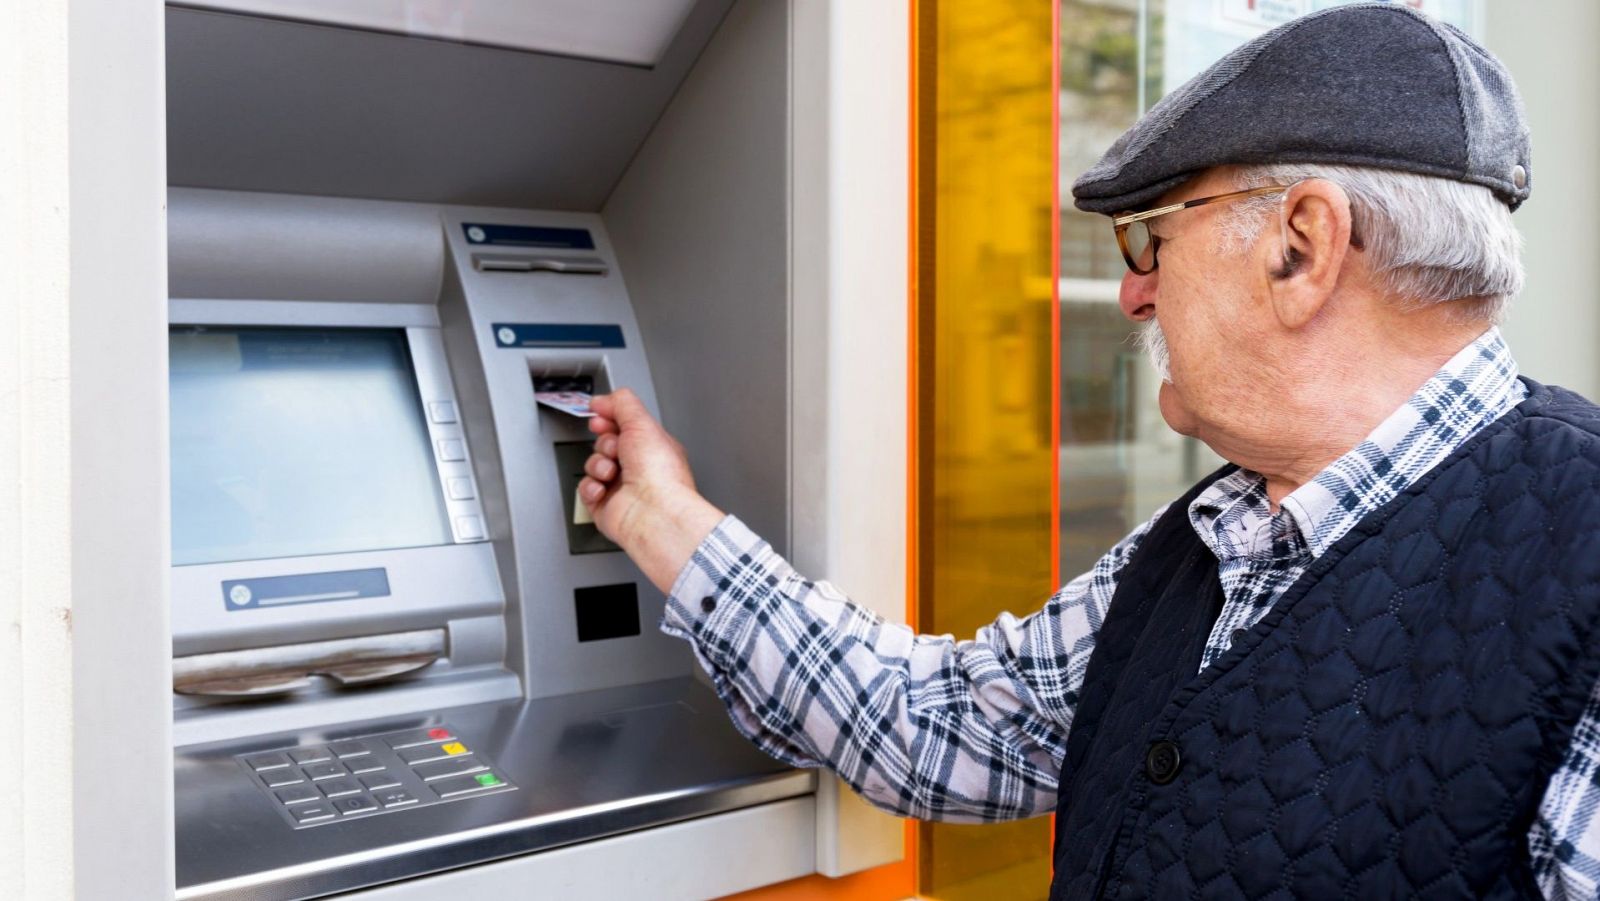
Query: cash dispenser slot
xmin=173 ymin=629 xmax=447 ymax=697
xmin=528 ymin=358 xmax=624 ymax=554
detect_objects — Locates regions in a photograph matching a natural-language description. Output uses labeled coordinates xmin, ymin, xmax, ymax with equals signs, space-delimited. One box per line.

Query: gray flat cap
xmin=1072 ymin=2 xmax=1531 ymax=214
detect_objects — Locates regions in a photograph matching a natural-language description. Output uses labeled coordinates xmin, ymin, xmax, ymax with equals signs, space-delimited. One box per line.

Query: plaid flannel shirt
xmin=661 ymin=328 xmax=1600 ymax=899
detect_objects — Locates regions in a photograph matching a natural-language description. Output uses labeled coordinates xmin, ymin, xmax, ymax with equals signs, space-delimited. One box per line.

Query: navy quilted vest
xmin=1049 ymin=380 xmax=1600 ymax=900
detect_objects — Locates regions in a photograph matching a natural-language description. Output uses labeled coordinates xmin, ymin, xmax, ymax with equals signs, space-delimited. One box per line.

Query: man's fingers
xmin=596 ymin=433 xmax=619 ymax=457
xmin=578 ymin=476 xmax=607 ymax=504
xmin=588 ymin=414 xmax=617 ymax=435
xmin=584 ymin=453 xmax=616 ymax=481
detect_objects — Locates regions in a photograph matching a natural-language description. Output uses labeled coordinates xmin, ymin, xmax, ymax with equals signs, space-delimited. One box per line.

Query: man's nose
xmin=1118 ymin=268 xmax=1157 ymax=322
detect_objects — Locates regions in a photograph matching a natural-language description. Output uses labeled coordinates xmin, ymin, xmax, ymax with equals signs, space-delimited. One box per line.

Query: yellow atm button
xmin=442 ymin=742 xmax=468 ymax=756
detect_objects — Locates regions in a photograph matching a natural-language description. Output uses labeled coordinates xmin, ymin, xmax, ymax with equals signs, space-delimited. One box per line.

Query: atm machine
xmin=164 ymin=2 xmax=908 ymax=898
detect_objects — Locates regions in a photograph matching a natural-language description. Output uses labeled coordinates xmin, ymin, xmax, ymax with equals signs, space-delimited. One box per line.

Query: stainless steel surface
xmin=175 ymin=677 xmax=811 ymax=900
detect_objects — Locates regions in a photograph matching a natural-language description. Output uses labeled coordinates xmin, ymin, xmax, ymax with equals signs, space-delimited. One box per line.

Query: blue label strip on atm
xmin=463 ymin=223 xmax=595 ymax=250
xmin=223 ymin=568 xmax=390 ymax=612
xmin=493 ymin=323 xmax=626 ymax=349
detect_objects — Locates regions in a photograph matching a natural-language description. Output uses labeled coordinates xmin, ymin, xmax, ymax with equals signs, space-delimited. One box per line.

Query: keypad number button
xmin=291 ymin=804 xmax=337 ymax=825
xmin=303 ymin=762 xmax=348 ymax=781
xmin=375 ymin=789 xmax=419 ymax=809
xmin=333 ymin=795 xmax=379 ymax=816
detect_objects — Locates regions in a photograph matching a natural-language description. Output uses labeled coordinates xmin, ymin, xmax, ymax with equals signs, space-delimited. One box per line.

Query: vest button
xmin=1145 ymin=740 xmax=1181 ymax=785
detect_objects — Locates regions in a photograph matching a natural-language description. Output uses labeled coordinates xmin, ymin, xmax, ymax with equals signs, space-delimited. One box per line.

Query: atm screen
xmin=170 ymin=326 xmax=452 ymax=566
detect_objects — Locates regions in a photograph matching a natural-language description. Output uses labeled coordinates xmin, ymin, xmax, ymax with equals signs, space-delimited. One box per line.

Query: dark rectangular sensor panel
xmin=574 ymin=583 xmax=641 ymax=642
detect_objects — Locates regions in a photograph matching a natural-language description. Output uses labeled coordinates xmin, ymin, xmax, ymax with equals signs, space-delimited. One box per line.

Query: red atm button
xmin=386 ymin=727 xmax=457 ymax=750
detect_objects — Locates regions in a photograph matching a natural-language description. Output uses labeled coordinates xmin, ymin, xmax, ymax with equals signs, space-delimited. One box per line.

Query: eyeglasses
xmin=1112 ymin=185 xmax=1290 ymax=275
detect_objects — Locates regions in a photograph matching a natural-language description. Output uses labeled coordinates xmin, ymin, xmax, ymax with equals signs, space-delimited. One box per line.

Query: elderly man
xmin=577 ymin=4 xmax=1600 ymax=898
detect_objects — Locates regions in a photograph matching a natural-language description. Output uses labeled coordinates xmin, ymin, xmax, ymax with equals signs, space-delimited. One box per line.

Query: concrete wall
xmin=1 ymin=1 xmax=173 ymax=897
xmin=1488 ymin=1 xmax=1600 ymax=398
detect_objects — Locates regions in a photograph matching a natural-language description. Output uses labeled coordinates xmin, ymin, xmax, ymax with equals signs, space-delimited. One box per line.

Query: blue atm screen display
xmin=169 ymin=327 xmax=451 ymax=566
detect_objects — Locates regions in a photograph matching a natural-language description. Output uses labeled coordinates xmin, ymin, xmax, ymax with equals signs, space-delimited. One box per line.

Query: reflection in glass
xmin=1060 ymin=0 xmax=1222 ymax=579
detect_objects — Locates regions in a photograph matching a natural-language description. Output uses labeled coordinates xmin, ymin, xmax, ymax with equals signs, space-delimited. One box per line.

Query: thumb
xmin=606 ymin=389 xmax=657 ymax=431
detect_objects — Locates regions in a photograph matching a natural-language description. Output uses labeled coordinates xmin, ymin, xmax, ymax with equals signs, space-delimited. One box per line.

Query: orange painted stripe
xmin=906 ymin=0 xmax=922 ymax=891
xmin=1049 ymin=0 xmax=1063 ymax=876
xmin=714 ymin=857 xmax=915 ymax=901
xmin=1050 ymin=0 xmax=1062 ymax=591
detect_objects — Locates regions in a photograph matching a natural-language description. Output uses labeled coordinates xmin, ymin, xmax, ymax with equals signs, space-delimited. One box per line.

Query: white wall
xmin=1487 ymin=1 xmax=1600 ymax=398
xmin=1 ymin=0 xmax=173 ymax=897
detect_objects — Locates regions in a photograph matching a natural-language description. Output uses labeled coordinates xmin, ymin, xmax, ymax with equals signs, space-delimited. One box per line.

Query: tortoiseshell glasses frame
xmin=1112 ymin=185 xmax=1290 ymax=275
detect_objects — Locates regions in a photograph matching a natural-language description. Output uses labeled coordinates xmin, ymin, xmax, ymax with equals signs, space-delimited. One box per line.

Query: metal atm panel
xmin=167 ymin=194 xmax=809 ymax=900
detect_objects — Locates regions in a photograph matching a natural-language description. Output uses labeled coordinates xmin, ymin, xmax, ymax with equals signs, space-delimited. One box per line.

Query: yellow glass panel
xmin=913 ymin=1 xmax=1058 ymax=899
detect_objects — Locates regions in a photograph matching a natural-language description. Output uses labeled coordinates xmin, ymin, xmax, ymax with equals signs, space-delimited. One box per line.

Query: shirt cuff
xmin=660 ymin=514 xmax=795 ymax=671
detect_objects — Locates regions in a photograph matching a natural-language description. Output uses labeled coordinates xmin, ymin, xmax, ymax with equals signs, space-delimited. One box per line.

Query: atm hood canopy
xmin=165 ymin=0 xmax=735 ymax=210
xmin=171 ymin=0 xmax=700 ymax=67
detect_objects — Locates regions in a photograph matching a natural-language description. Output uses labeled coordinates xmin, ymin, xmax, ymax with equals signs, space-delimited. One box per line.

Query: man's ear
xmin=1265 ymin=178 xmax=1353 ymax=330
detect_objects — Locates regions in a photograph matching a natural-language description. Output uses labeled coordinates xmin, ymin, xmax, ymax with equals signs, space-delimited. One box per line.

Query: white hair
xmin=1218 ymin=163 xmax=1525 ymax=323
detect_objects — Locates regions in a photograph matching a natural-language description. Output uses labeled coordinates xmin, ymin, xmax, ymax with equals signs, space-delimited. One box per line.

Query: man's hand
xmin=579 ymin=389 xmax=725 ymax=594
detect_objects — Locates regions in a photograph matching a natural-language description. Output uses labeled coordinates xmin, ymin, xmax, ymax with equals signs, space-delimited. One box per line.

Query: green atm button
xmin=475 ymin=773 xmax=503 ymax=787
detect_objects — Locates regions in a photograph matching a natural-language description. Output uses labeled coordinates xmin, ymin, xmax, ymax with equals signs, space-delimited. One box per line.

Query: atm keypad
xmin=236 ymin=723 xmax=515 ymax=829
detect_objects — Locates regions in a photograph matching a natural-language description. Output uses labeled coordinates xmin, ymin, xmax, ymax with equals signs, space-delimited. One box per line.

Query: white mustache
xmin=1135 ymin=319 xmax=1173 ymax=384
